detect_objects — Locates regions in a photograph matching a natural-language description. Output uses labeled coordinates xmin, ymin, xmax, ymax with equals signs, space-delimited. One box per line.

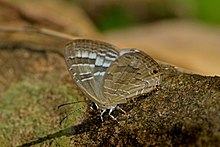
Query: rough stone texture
xmin=67 ymin=64 xmax=220 ymax=147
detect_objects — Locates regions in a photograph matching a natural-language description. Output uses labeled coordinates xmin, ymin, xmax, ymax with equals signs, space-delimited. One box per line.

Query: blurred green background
xmin=68 ymin=0 xmax=220 ymax=32
xmin=196 ymin=0 xmax=220 ymax=24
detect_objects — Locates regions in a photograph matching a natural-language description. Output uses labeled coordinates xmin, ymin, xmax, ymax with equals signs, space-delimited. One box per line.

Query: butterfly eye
xmin=153 ymin=69 xmax=158 ymax=74
xmin=151 ymin=68 xmax=159 ymax=76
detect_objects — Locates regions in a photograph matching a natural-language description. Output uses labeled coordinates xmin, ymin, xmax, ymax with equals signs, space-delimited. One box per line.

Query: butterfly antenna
xmin=59 ymin=105 xmax=87 ymax=126
xmin=57 ymin=100 xmax=89 ymax=109
xmin=59 ymin=111 xmax=74 ymax=126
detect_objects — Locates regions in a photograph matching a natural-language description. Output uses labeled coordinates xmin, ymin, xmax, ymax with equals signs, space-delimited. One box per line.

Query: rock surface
xmin=64 ymin=64 xmax=220 ymax=147
xmin=0 ymin=41 xmax=219 ymax=146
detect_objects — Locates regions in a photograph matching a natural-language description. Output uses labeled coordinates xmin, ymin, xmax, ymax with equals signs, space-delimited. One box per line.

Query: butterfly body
xmin=64 ymin=39 xmax=161 ymax=120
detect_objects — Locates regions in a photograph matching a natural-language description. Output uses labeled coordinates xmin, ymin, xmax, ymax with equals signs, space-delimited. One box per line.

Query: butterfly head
xmin=89 ymin=102 xmax=99 ymax=110
xmin=148 ymin=66 xmax=162 ymax=88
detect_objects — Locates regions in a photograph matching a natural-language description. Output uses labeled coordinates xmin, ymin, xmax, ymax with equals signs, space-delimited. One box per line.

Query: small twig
xmin=0 ymin=25 xmax=81 ymax=40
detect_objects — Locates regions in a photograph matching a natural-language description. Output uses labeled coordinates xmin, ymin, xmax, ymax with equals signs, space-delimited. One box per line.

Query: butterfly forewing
xmin=103 ymin=49 xmax=161 ymax=104
xmin=64 ymin=39 xmax=120 ymax=104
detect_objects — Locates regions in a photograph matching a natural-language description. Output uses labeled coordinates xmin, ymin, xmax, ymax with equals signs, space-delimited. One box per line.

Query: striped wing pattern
xmin=64 ymin=39 xmax=119 ymax=105
xmin=64 ymin=39 xmax=161 ymax=110
xmin=103 ymin=49 xmax=161 ymax=105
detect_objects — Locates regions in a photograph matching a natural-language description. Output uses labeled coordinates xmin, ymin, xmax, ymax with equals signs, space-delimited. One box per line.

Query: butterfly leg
xmin=100 ymin=107 xmax=123 ymax=123
xmin=116 ymin=106 xmax=131 ymax=118
xmin=100 ymin=109 xmax=107 ymax=122
xmin=116 ymin=106 xmax=126 ymax=114
xmin=109 ymin=107 xmax=122 ymax=124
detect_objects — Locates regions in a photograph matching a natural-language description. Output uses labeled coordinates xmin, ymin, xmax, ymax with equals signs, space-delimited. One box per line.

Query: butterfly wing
xmin=103 ymin=49 xmax=162 ymax=104
xmin=64 ymin=39 xmax=120 ymax=104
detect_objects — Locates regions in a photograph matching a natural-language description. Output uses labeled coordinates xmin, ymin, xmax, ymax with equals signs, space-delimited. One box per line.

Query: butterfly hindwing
xmin=103 ymin=49 xmax=161 ymax=104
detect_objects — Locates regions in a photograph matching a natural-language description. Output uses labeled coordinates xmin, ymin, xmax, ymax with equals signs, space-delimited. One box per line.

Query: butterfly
xmin=64 ymin=39 xmax=162 ymax=122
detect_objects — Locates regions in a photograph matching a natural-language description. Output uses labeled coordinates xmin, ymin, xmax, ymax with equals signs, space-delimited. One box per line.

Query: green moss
xmin=0 ymin=81 xmax=85 ymax=146
xmin=57 ymin=136 xmax=71 ymax=146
